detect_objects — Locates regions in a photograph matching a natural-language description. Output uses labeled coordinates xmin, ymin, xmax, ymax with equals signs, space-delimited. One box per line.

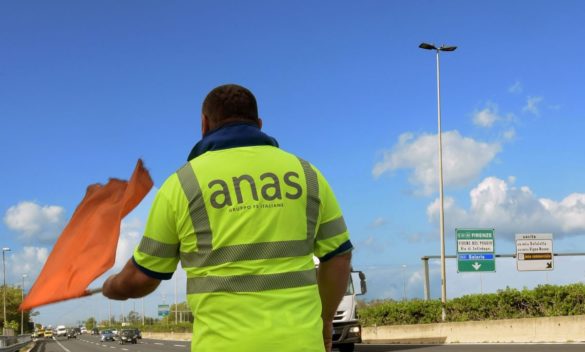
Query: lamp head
xmin=439 ymin=45 xmax=457 ymax=52
xmin=419 ymin=42 xmax=437 ymax=50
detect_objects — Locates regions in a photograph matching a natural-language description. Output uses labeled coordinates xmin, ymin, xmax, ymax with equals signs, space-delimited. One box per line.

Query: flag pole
xmin=86 ymin=287 xmax=103 ymax=296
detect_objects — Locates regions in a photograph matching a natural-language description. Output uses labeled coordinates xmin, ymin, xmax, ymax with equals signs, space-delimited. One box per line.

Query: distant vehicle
xmin=100 ymin=329 xmax=115 ymax=342
xmin=44 ymin=330 xmax=54 ymax=338
xmin=80 ymin=326 xmax=87 ymax=334
xmin=134 ymin=328 xmax=142 ymax=339
xmin=56 ymin=325 xmax=67 ymax=337
xmin=111 ymin=328 xmax=118 ymax=336
xmin=66 ymin=328 xmax=77 ymax=339
xmin=118 ymin=329 xmax=138 ymax=344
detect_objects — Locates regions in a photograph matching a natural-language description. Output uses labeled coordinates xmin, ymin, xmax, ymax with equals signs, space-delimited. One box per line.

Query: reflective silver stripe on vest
xmin=316 ymin=216 xmax=347 ymax=241
xmin=180 ymin=239 xmax=310 ymax=267
xmin=186 ymin=269 xmax=317 ymax=294
xmin=298 ymin=158 xmax=320 ymax=244
xmin=138 ymin=237 xmax=179 ymax=258
xmin=177 ymin=163 xmax=213 ymax=253
xmin=178 ymin=157 xmax=320 ymax=268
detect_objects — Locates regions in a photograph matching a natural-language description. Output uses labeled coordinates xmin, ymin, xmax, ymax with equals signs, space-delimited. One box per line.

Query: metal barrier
xmin=0 ymin=335 xmax=33 ymax=352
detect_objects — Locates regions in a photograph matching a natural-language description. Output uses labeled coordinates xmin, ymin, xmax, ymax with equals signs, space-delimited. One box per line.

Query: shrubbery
xmin=358 ymin=283 xmax=585 ymax=326
xmin=140 ymin=322 xmax=193 ymax=333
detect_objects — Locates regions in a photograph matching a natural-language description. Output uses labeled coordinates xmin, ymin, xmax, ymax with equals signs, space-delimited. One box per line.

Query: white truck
xmin=56 ymin=325 xmax=67 ymax=337
xmin=315 ymin=257 xmax=367 ymax=352
xmin=331 ymin=269 xmax=367 ymax=352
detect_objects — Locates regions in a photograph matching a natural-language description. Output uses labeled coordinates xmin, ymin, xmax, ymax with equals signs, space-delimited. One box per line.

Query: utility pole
xmin=21 ymin=274 xmax=27 ymax=335
xmin=419 ymin=42 xmax=457 ymax=321
xmin=2 ymin=247 xmax=11 ymax=333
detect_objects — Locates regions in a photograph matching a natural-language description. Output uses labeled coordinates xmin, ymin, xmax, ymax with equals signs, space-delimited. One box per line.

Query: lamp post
xmin=419 ymin=42 xmax=457 ymax=321
xmin=2 ymin=247 xmax=10 ymax=332
xmin=21 ymin=274 xmax=27 ymax=335
xmin=401 ymin=265 xmax=407 ymax=301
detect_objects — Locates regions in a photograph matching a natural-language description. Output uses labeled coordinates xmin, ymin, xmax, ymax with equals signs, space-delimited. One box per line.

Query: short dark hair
xmin=202 ymin=84 xmax=259 ymax=125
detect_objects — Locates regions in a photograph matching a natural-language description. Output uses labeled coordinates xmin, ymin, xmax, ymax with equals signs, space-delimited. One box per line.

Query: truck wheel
xmin=338 ymin=343 xmax=355 ymax=352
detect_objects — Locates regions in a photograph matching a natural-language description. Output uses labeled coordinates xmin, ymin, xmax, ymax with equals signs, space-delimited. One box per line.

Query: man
xmin=103 ymin=84 xmax=353 ymax=352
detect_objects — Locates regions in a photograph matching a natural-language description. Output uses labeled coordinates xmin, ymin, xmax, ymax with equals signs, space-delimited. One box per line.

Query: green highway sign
xmin=456 ymin=228 xmax=495 ymax=273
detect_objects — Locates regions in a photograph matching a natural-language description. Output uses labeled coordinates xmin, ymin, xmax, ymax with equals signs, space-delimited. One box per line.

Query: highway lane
xmin=30 ymin=336 xmax=585 ymax=352
xmin=30 ymin=335 xmax=189 ymax=352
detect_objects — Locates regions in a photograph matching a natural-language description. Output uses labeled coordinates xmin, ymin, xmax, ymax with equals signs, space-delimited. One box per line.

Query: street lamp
xmin=21 ymin=274 xmax=27 ymax=335
xmin=401 ymin=265 xmax=407 ymax=301
xmin=419 ymin=42 xmax=457 ymax=321
xmin=2 ymin=247 xmax=10 ymax=332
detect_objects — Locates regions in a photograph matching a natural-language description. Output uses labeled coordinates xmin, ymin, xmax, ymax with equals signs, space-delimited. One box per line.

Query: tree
xmin=2 ymin=285 xmax=32 ymax=333
xmin=85 ymin=317 xmax=96 ymax=330
xmin=127 ymin=310 xmax=140 ymax=324
xmin=168 ymin=302 xmax=192 ymax=323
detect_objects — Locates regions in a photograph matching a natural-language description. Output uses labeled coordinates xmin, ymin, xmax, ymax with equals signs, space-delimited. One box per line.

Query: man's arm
xmin=317 ymin=251 xmax=352 ymax=352
xmin=102 ymin=258 xmax=161 ymax=300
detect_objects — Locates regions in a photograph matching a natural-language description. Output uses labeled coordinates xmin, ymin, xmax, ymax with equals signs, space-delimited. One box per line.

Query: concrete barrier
xmin=362 ymin=315 xmax=585 ymax=344
xmin=142 ymin=316 xmax=585 ymax=345
xmin=142 ymin=332 xmax=191 ymax=341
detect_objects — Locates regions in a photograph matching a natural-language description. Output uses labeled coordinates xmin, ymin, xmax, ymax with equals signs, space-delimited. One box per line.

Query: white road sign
xmin=516 ymin=233 xmax=554 ymax=271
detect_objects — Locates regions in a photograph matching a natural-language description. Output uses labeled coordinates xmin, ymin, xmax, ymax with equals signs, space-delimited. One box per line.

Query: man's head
xmin=201 ymin=84 xmax=261 ymax=134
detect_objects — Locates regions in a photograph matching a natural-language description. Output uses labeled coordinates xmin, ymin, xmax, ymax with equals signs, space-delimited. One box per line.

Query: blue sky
xmin=2 ymin=0 xmax=585 ymax=326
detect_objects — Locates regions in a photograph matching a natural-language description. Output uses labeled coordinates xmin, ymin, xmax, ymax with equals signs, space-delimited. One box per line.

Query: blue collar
xmin=187 ymin=122 xmax=279 ymax=161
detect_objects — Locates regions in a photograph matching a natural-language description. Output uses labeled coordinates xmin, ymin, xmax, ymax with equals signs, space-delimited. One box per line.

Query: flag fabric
xmin=20 ymin=159 xmax=153 ymax=310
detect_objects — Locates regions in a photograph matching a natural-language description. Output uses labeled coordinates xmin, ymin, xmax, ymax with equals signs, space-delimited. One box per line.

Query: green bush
xmin=140 ymin=322 xmax=193 ymax=333
xmin=358 ymin=283 xmax=585 ymax=327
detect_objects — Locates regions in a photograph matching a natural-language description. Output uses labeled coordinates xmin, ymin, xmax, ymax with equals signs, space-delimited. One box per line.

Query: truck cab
xmin=332 ymin=270 xmax=367 ymax=352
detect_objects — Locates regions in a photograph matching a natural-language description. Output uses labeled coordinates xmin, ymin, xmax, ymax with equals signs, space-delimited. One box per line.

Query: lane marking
xmin=54 ymin=339 xmax=72 ymax=352
xmin=154 ymin=342 xmax=164 ymax=345
xmin=174 ymin=345 xmax=186 ymax=347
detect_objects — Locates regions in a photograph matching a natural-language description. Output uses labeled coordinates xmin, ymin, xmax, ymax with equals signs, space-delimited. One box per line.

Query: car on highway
xmin=80 ymin=326 xmax=87 ymax=334
xmin=44 ymin=330 xmax=54 ymax=339
xmin=56 ymin=325 xmax=67 ymax=337
xmin=118 ymin=329 xmax=138 ymax=344
xmin=100 ymin=329 xmax=115 ymax=342
xmin=128 ymin=328 xmax=142 ymax=339
xmin=66 ymin=328 xmax=77 ymax=339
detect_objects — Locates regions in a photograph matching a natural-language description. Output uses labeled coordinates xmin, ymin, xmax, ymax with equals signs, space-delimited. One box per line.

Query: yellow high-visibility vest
xmin=134 ymin=143 xmax=352 ymax=352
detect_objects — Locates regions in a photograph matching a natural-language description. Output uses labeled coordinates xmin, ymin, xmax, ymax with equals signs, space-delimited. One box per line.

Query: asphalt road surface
xmin=30 ymin=335 xmax=189 ymax=352
xmin=30 ymin=336 xmax=585 ymax=352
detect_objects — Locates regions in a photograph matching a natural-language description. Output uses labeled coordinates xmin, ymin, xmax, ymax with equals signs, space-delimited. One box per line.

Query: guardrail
xmin=0 ymin=335 xmax=33 ymax=352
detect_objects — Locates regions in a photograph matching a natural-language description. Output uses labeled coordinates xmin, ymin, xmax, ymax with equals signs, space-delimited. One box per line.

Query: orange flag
xmin=20 ymin=159 xmax=153 ymax=310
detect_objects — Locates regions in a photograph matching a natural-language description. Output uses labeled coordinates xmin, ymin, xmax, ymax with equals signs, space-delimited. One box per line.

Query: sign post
xmin=456 ymin=228 xmax=495 ymax=272
xmin=516 ymin=233 xmax=554 ymax=271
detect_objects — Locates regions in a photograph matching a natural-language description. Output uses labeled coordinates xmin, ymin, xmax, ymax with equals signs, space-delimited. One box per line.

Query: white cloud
xmin=373 ymin=131 xmax=501 ymax=195
xmin=540 ymin=194 xmax=585 ymax=233
xmin=4 ymin=201 xmax=66 ymax=243
xmin=427 ymin=176 xmax=585 ymax=240
xmin=114 ymin=216 xmax=146 ymax=270
xmin=508 ymin=81 xmax=523 ymax=94
xmin=502 ymin=128 xmax=516 ymax=141
xmin=8 ymin=246 xmax=49 ymax=283
xmin=369 ymin=217 xmax=387 ymax=228
xmin=522 ymin=96 xmax=543 ymax=115
xmin=473 ymin=105 xmax=502 ymax=128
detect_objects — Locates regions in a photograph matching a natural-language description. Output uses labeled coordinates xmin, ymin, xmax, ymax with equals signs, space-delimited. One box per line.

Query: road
xmin=355 ymin=344 xmax=585 ymax=352
xmin=30 ymin=335 xmax=189 ymax=352
xmin=30 ymin=336 xmax=585 ymax=352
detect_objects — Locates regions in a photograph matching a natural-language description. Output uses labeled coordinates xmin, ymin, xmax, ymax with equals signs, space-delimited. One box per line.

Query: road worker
xmin=103 ymin=84 xmax=353 ymax=352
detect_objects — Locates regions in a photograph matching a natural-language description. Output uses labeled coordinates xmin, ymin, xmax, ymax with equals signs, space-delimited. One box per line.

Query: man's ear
xmin=257 ymin=117 xmax=263 ymax=129
xmin=201 ymin=113 xmax=211 ymax=135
